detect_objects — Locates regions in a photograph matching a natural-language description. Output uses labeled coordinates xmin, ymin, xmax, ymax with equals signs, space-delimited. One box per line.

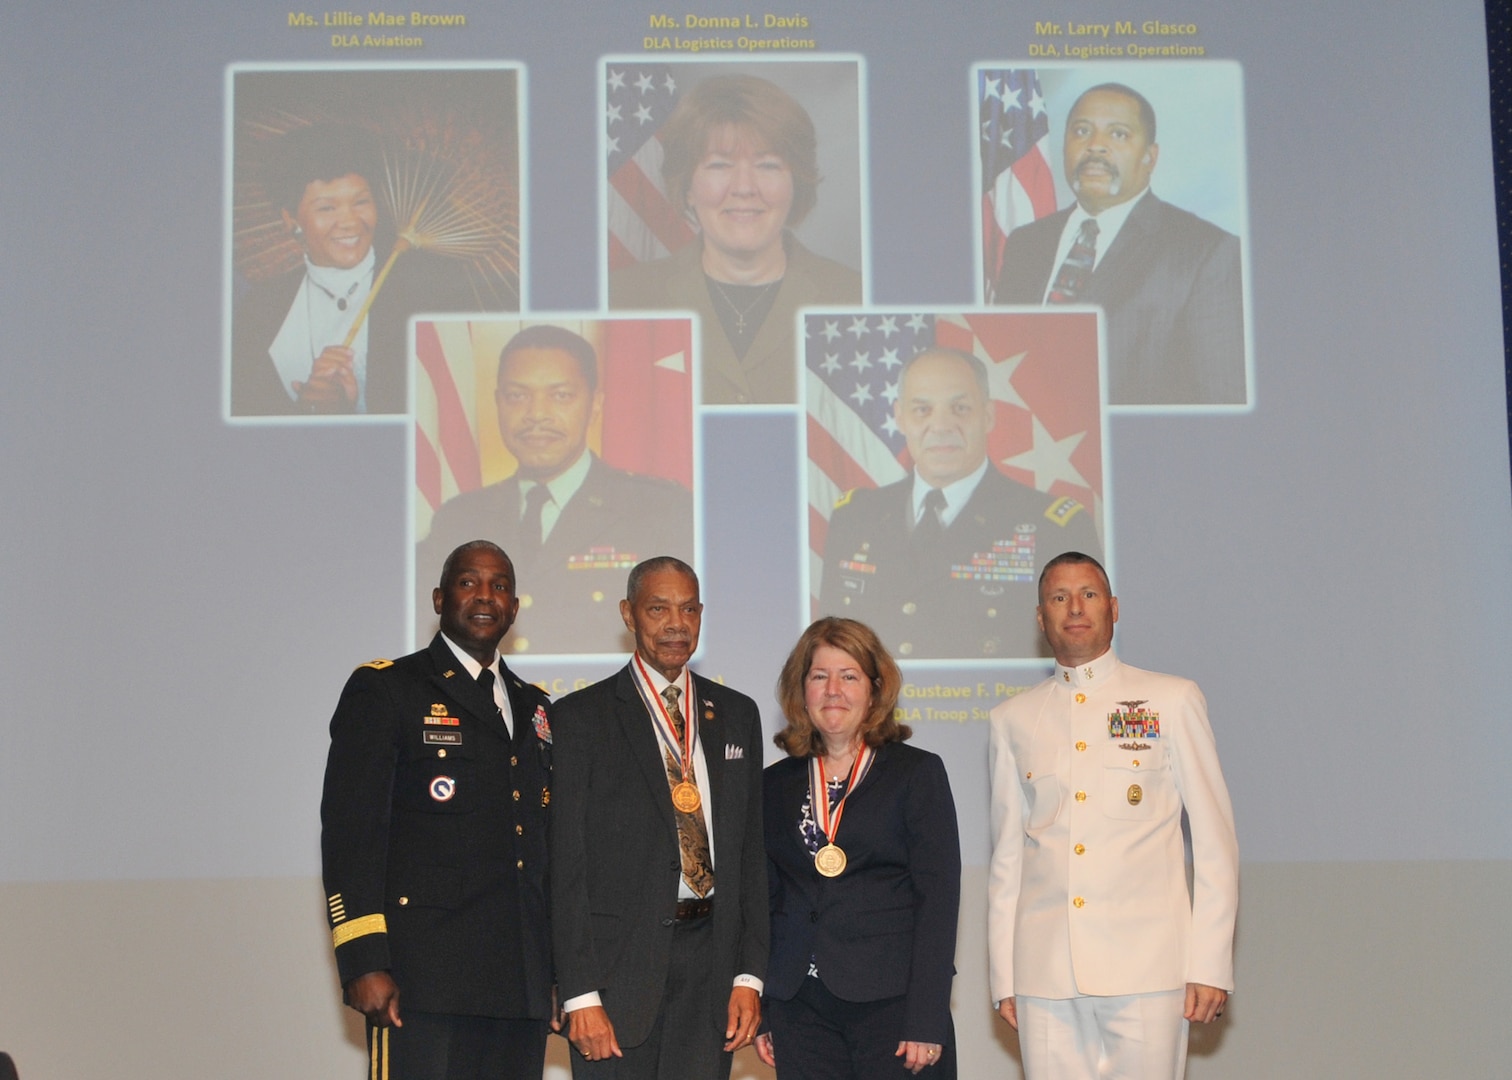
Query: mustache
xmin=1072 ymin=154 xmax=1121 ymax=182
xmin=1070 ymin=154 xmax=1124 ymax=198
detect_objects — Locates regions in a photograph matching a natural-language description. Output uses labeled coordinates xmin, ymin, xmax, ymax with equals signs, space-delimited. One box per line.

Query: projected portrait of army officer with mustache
xmin=416 ymin=324 xmax=692 ymax=655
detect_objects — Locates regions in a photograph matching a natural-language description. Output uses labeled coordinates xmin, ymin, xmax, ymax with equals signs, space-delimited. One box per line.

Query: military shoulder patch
xmin=1043 ymin=496 xmax=1086 ymax=527
xmin=357 ymin=658 xmax=394 ymax=671
xmin=833 ymin=488 xmax=856 ymax=509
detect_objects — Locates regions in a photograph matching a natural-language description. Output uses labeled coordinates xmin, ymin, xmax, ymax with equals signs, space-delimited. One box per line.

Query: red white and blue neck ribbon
xmin=631 ymin=654 xmax=696 ymax=779
xmin=809 ymin=744 xmax=874 ymax=846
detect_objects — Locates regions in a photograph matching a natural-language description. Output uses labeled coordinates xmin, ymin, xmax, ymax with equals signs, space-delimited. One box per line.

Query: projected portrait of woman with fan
xmin=227 ymin=67 xmax=521 ymax=419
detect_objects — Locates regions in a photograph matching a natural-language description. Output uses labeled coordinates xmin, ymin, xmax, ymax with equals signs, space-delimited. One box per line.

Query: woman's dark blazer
xmin=763 ymin=741 xmax=961 ymax=1045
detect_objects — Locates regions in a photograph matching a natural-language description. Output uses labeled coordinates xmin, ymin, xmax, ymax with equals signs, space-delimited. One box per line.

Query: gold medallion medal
xmin=814 ymin=843 xmax=847 ymax=877
xmin=671 ymin=780 xmax=702 ymax=814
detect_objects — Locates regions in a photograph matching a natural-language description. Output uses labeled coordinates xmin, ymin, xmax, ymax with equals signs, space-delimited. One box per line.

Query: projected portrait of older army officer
xmin=417 ymin=325 xmax=693 ymax=654
xmin=817 ymin=348 xmax=1100 ymax=659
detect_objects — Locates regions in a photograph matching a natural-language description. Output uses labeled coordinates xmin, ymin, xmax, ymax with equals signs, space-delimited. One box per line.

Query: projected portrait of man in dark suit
xmin=988 ymin=77 xmax=1247 ymax=407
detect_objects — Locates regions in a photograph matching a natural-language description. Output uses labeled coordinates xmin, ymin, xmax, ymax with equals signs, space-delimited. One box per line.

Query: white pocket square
xmin=724 ymin=744 xmax=744 ymax=760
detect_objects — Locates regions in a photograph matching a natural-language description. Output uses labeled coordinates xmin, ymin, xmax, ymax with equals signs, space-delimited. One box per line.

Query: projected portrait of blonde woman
xmin=226 ymin=65 xmax=521 ymax=420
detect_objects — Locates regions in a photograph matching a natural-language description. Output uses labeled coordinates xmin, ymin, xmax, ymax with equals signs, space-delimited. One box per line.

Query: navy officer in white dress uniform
xmin=987 ymin=551 xmax=1237 ymax=1079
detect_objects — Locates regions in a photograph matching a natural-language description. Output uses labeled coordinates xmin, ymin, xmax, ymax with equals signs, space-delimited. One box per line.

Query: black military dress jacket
xmin=320 ymin=634 xmax=554 ymax=1019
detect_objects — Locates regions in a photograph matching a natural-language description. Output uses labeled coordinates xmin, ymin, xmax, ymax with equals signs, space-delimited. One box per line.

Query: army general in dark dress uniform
xmin=818 ymin=349 xmax=1101 ymax=659
xmin=322 ymin=541 xmax=555 ymax=1079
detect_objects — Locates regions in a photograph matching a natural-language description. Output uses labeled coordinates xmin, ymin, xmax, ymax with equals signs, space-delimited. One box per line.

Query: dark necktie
xmin=1048 ymin=218 xmax=1099 ymax=303
xmin=662 ymin=685 xmax=714 ymax=898
xmin=519 ymin=483 xmax=552 ymax=550
xmin=912 ymin=487 xmax=947 ymax=549
xmin=476 ymin=666 xmax=510 ymax=737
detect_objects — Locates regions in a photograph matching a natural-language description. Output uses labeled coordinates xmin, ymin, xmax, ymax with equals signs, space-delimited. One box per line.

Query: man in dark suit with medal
xmin=321 ymin=540 xmax=556 ymax=1079
xmin=550 ymin=556 xmax=768 ymax=1079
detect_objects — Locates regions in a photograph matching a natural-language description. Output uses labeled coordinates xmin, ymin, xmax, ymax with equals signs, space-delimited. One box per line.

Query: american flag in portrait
xmin=803 ymin=310 xmax=1104 ymax=609
xmin=413 ymin=317 xmax=694 ymax=539
xmin=606 ymin=63 xmax=696 ymax=271
xmin=980 ymin=69 xmax=1058 ymax=301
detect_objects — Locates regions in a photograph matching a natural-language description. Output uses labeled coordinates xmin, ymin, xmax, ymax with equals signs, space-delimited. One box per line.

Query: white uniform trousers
xmin=1017 ymin=989 xmax=1187 ymax=1080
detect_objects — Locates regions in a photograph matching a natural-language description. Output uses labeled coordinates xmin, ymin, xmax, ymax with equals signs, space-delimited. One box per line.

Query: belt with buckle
xmin=674 ymin=897 xmax=713 ymax=921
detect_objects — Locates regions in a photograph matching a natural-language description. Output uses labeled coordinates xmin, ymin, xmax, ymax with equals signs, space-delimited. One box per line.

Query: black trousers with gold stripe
xmin=367 ymin=1012 xmax=549 ymax=1080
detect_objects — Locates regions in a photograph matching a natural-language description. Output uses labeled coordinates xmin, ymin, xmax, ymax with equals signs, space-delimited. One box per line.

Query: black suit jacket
xmin=320 ymin=635 xmax=554 ymax=1019
xmin=763 ymin=744 xmax=960 ymax=1044
xmin=993 ymin=192 xmax=1245 ymax=405
xmin=818 ymin=466 xmax=1101 ymax=660
xmin=416 ymin=455 xmax=693 ymax=655
xmin=549 ymin=665 xmax=768 ymax=1047
xmin=230 ymin=250 xmax=472 ymax=417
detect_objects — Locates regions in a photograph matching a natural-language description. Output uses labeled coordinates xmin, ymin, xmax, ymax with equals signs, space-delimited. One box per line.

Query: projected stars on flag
xmin=605 ymin=65 xmax=680 ymax=173
xmin=1003 ymin=416 xmax=1090 ymax=493
xmin=979 ymin=67 xmax=1057 ymax=298
xmin=605 ymin=64 xmax=693 ymax=268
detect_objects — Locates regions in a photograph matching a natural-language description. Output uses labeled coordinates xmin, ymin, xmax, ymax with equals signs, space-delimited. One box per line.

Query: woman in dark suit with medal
xmin=756 ymin=618 xmax=961 ymax=1078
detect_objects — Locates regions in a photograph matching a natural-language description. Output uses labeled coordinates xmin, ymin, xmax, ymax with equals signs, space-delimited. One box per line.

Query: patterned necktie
xmin=662 ymin=685 xmax=714 ymax=898
xmin=1048 ymin=218 xmax=1099 ymax=303
xmin=519 ymin=483 xmax=552 ymax=550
